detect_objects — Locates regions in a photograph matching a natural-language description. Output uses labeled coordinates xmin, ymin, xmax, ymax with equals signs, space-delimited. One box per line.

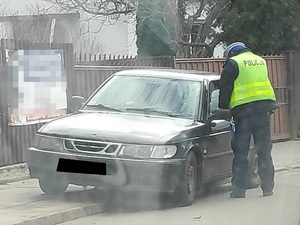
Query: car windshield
xmin=85 ymin=75 xmax=201 ymax=119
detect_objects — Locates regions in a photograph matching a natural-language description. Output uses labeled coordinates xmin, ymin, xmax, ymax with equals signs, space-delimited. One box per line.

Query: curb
xmin=275 ymin=164 xmax=300 ymax=173
xmin=12 ymin=204 xmax=103 ymax=225
xmin=1 ymin=163 xmax=104 ymax=225
xmin=0 ymin=162 xmax=28 ymax=172
xmin=0 ymin=175 xmax=30 ymax=185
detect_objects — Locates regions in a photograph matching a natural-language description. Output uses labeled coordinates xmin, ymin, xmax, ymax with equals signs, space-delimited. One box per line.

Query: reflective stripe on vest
xmin=229 ymin=52 xmax=276 ymax=109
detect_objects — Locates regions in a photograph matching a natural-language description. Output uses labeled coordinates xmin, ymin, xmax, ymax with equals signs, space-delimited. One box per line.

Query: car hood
xmin=40 ymin=111 xmax=202 ymax=144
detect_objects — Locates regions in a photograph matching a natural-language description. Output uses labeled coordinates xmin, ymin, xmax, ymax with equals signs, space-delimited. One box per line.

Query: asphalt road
xmin=59 ymin=169 xmax=300 ymax=225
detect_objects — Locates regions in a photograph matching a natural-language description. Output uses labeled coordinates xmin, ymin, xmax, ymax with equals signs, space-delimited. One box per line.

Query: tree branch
xmin=195 ymin=0 xmax=231 ymax=44
xmin=43 ymin=0 xmax=135 ymax=16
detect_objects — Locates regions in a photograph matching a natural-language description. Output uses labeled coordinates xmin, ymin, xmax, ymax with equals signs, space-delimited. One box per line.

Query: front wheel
xmin=174 ymin=151 xmax=197 ymax=206
xmin=38 ymin=175 xmax=68 ymax=195
xmin=248 ymin=151 xmax=260 ymax=189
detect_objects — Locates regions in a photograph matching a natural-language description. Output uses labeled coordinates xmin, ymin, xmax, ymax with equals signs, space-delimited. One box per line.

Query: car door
xmin=202 ymin=80 xmax=233 ymax=183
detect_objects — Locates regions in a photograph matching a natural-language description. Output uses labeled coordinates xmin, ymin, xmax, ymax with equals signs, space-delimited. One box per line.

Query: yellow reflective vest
xmin=229 ymin=52 xmax=276 ymax=109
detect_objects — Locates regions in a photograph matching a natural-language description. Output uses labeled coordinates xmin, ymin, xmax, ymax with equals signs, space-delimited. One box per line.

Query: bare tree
xmin=0 ymin=2 xmax=12 ymax=39
xmin=43 ymin=0 xmax=135 ymax=25
xmin=43 ymin=0 xmax=231 ymax=57
xmin=77 ymin=20 xmax=104 ymax=54
xmin=167 ymin=0 xmax=231 ymax=57
xmin=26 ymin=3 xmax=57 ymax=15
xmin=0 ymin=2 xmax=104 ymax=54
xmin=0 ymin=1 xmax=10 ymax=15
xmin=0 ymin=4 xmax=64 ymax=43
xmin=29 ymin=3 xmax=105 ymax=54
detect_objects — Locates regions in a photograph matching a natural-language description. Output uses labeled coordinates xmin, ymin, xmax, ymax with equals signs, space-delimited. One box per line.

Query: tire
xmin=38 ymin=175 xmax=68 ymax=195
xmin=247 ymin=151 xmax=260 ymax=189
xmin=174 ymin=151 xmax=197 ymax=206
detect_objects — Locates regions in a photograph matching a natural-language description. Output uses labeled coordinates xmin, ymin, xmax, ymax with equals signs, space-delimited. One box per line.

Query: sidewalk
xmin=0 ymin=180 xmax=103 ymax=225
xmin=272 ymin=140 xmax=300 ymax=171
xmin=0 ymin=163 xmax=30 ymax=184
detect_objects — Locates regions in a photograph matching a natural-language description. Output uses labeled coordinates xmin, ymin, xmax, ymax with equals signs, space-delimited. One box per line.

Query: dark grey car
xmin=25 ymin=69 xmax=259 ymax=206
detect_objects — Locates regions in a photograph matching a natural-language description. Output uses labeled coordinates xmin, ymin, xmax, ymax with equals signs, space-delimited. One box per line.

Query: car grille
xmin=63 ymin=139 xmax=121 ymax=155
xmin=74 ymin=141 xmax=107 ymax=152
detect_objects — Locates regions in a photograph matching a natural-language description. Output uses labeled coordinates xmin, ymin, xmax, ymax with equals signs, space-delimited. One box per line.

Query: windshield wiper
xmin=85 ymin=104 xmax=122 ymax=112
xmin=125 ymin=107 xmax=167 ymax=114
xmin=126 ymin=107 xmax=191 ymax=118
xmin=165 ymin=113 xmax=194 ymax=118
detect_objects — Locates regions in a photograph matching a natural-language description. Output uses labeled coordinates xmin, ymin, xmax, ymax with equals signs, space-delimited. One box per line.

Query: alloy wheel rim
xmin=187 ymin=165 xmax=195 ymax=196
xmin=254 ymin=157 xmax=259 ymax=174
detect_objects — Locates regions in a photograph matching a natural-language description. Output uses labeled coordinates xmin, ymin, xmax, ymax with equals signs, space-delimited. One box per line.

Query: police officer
xmin=218 ymin=42 xmax=278 ymax=198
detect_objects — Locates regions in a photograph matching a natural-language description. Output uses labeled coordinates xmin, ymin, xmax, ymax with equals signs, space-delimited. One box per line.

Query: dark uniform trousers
xmin=231 ymin=112 xmax=275 ymax=193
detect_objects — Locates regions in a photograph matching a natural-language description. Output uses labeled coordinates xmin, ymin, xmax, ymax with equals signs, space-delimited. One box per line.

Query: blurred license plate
xmin=57 ymin=158 xmax=107 ymax=175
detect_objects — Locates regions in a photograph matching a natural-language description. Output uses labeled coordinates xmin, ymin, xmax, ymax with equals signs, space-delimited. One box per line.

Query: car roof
xmin=114 ymin=69 xmax=220 ymax=81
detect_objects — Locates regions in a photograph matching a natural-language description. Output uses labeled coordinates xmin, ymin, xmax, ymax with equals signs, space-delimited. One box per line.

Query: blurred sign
xmin=6 ymin=49 xmax=67 ymax=124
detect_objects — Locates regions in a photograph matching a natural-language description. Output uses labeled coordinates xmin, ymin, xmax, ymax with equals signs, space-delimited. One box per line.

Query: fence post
xmin=293 ymin=52 xmax=300 ymax=138
xmin=0 ymin=39 xmax=10 ymax=166
xmin=0 ymin=40 xmax=8 ymax=134
xmin=286 ymin=51 xmax=298 ymax=139
xmin=65 ymin=43 xmax=75 ymax=114
xmin=171 ymin=56 xmax=176 ymax=68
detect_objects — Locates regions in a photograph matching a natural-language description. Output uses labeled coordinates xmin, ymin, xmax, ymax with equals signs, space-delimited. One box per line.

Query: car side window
xmin=208 ymin=81 xmax=219 ymax=115
xmin=207 ymin=80 xmax=230 ymax=133
xmin=210 ymin=89 xmax=220 ymax=114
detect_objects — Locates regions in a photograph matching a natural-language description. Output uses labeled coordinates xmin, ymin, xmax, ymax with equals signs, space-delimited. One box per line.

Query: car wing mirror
xmin=206 ymin=108 xmax=231 ymax=125
xmin=69 ymin=96 xmax=85 ymax=113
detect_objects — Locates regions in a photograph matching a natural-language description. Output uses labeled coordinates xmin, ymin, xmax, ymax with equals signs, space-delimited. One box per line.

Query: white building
xmin=4 ymin=0 xmax=137 ymax=56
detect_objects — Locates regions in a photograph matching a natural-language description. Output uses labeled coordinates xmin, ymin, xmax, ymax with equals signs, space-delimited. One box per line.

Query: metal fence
xmin=0 ymin=123 xmax=46 ymax=166
xmin=286 ymin=52 xmax=300 ymax=139
xmin=74 ymin=54 xmax=175 ymax=67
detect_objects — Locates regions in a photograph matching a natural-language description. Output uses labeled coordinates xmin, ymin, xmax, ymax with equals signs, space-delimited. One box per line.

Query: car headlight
xmin=151 ymin=146 xmax=177 ymax=158
xmin=32 ymin=135 xmax=63 ymax=151
xmin=119 ymin=145 xmax=177 ymax=159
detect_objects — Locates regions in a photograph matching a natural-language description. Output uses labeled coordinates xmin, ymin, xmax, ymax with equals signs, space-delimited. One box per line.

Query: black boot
xmin=230 ymin=190 xmax=246 ymax=198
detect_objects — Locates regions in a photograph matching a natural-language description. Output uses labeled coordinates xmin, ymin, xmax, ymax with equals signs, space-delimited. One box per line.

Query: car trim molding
xmin=27 ymin=147 xmax=186 ymax=164
xmin=205 ymin=130 xmax=231 ymax=137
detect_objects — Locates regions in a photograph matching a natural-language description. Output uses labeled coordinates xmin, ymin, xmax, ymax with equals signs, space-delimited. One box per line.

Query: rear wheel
xmin=174 ymin=151 xmax=197 ymax=206
xmin=38 ymin=175 xmax=68 ymax=195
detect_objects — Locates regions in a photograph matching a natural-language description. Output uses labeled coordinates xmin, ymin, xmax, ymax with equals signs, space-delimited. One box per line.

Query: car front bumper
xmin=25 ymin=147 xmax=185 ymax=193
